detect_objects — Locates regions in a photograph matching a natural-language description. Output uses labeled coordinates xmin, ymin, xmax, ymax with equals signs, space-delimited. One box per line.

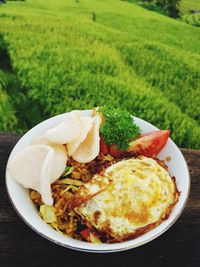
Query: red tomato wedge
xmin=109 ymin=144 xmax=124 ymax=158
xmin=80 ymin=228 xmax=102 ymax=243
xmin=128 ymin=130 xmax=170 ymax=157
xmin=80 ymin=228 xmax=90 ymax=241
xmin=100 ymin=136 xmax=124 ymax=157
xmin=100 ymin=136 xmax=109 ymax=154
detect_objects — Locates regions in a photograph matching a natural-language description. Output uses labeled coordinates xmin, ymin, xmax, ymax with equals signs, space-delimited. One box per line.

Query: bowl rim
xmin=5 ymin=111 xmax=191 ymax=253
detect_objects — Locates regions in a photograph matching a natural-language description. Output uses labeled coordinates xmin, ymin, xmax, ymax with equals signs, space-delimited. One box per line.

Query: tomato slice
xmin=80 ymin=228 xmax=102 ymax=243
xmin=109 ymin=144 xmax=124 ymax=158
xmin=128 ymin=130 xmax=170 ymax=157
xmin=100 ymin=136 xmax=109 ymax=154
xmin=100 ymin=136 xmax=123 ymax=157
xmin=80 ymin=228 xmax=90 ymax=241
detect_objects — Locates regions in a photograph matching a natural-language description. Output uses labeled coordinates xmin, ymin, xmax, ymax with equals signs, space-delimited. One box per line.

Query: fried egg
xmin=73 ymin=156 xmax=179 ymax=241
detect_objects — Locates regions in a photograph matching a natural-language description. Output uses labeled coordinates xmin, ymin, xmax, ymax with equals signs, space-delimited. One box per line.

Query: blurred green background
xmin=0 ymin=0 xmax=199 ymax=148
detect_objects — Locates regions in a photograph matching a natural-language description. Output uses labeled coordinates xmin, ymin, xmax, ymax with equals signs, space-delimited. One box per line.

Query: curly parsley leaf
xmin=98 ymin=106 xmax=141 ymax=150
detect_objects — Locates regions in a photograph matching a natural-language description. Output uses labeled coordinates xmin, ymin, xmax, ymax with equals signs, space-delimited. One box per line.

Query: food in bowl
xmin=8 ymin=106 xmax=179 ymax=244
xmin=73 ymin=156 xmax=179 ymax=242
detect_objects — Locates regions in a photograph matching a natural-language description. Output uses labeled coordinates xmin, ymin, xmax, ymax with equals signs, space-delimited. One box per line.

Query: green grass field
xmin=125 ymin=0 xmax=200 ymax=15
xmin=182 ymin=12 xmax=200 ymax=26
xmin=180 ymin=0 xmax=200 ymax=15
xmin=181 ymin=0 xmax=200 ymax=26
xmin=0 ymin=0 xmax=200 ymax=149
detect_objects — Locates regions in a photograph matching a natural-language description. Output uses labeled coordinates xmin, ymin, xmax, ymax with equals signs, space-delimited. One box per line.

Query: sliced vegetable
xmin=64 ymin=165 xmax=74 ymax=175
xmin=80 ymin=228 xmax=90 ymax=241
xmin=60 ymin=185 xmax=79 ymax=195
xmin=80 ymin=228 xmax=102 ymax=243
xmin=105 ymin=130 xmax=170 ymax=157
xmin=89 ymin=232 xmax=102 ymax=243
xmin=59 ymin=178 xmax=83 ymax=186
xmin=40 ymin=205 xmax=57 ymax=223
xmin=109 ymin=144 xmax=124 ymax=158
xmin=100 ymin=136 xmax=109 ymax=154
xmin=128 ymin=130 xmax=170 ymax=157
xmin=60 ymin=165 xmax=74 ymax=179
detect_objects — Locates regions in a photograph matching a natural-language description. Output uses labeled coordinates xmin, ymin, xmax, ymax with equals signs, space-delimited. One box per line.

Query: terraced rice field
xmin=0 ymin=0 xmax=200 ymax=148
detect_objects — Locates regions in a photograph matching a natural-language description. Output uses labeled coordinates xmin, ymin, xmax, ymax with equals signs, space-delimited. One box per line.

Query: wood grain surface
xmin=0 ymin=133 xmax=199 ymax=267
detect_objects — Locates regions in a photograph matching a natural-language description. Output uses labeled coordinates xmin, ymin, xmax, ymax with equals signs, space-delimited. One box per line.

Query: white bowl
xmin=5 ymin=110 xmax=190 ymax=253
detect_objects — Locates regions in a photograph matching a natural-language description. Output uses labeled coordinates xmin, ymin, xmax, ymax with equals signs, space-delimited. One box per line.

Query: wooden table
xmin=0 ymin=133 xmax=199 ymax=267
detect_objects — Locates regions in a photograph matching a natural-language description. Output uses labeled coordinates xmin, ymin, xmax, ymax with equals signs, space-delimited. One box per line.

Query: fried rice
xmin=30 ymin=153 xmax=179 ymax=243
xmin=30 ymin=153 xmax=116 ymax=241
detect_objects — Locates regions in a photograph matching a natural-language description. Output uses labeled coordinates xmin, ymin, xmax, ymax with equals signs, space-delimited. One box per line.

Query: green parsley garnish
xmin=98 ymin=106 xmax=141 ymax=150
